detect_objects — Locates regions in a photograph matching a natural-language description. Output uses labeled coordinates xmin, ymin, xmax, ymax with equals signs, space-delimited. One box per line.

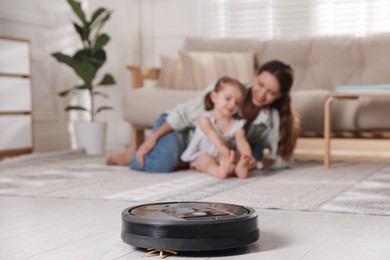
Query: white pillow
xmin=179 ymin=50 xmax=255 ymax=90
xmin=157 ymin=56 xmax=184 ymax=89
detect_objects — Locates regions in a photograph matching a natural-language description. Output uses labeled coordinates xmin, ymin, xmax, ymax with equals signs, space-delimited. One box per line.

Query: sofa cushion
xmin=356 ymin=97 xmax=390 ymax=130
xmin=124 ymin=88 xmax=330 ymax=134
xmin=360 ymin=33 xmax=390 ymax=85
xmin=179 ymin=50 xmax=255 ymax=90
xmin=157 ymin=56 xmax=184 ymax=90
xmin=123 ymin=88 xmax=199 ymax=127
xmin=256 ymin=38 xmax=315 ymax=92
xmin=331 ymin=96 xmax=390 ymax=131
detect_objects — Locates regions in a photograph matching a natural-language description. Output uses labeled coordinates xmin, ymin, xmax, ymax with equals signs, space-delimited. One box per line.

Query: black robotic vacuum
xmin=121 ymin=201 xmax=260 ymax=251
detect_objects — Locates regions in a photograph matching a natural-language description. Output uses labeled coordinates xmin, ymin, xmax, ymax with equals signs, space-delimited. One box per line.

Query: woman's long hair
xmin=257 ymin=60 xmax=300 ymax=162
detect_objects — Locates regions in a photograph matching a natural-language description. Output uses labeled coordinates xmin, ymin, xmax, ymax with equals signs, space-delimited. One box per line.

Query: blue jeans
xmin=129 ymin=114 xmax=181 ymax=173
xmin=251 ymin=143 xmax=263 ymax=161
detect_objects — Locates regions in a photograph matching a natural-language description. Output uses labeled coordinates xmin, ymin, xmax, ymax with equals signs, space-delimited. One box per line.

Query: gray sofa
xmin=123 ymin=34 xmax=390 ymax=147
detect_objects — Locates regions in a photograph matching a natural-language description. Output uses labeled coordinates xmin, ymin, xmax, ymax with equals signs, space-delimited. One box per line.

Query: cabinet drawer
xmin=0 ymin=39 xmax=30 ymax=75
xmin=0 ymin=78 xmax=31 ymax=111
xmin=0 ymin=115 xmax=32 ymax=150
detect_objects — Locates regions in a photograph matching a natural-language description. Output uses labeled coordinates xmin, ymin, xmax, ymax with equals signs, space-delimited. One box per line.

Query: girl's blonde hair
xmin=256 ymin=60 xmax=300 ymax=162
xmin=204 ymin=76 xmax=246 ymax=116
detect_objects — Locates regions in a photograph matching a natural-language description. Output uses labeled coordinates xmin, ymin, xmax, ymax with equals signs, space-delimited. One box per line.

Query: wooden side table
xmin=324 ymin=92 xmax=390 ymax=168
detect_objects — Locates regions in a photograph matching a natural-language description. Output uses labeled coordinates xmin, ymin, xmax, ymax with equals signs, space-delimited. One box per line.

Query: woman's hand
xmin=262 ymin=158 xmax=275 ymax=169
xmin=245 ymin=154 xmax=256 ymax=166
xmin=135 ymin=121 xmax=174 ymax=168
xmin=241 ymin=153 xmax=256 ymax=169
xmin=136 ymin=137 xmax=157 ymax=166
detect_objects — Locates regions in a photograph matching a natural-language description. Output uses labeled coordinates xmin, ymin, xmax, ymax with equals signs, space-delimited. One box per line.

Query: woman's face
xmin=251 ymin=71 xmax=281 ymax=107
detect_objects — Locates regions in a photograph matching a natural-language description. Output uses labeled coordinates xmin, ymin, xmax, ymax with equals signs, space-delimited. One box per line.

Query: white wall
xmin=0 ymin=0 xmax=75 ymax=152
xmin=0 ymin=0 xmax=203 ymax=152
xmin=92 ymin=0 xmax=204 ymax=150
xmin=139 ymin=0 xmax=203 ymax=66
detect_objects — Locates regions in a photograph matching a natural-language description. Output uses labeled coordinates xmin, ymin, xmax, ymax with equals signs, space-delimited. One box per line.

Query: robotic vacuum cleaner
xmin=121 ymin=201 xmax=260 ymax=251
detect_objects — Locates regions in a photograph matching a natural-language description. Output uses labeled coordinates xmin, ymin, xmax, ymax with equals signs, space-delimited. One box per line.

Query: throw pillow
xmin=157 ymin=56 xmax=184 ymax=90
xmin=179 ymin=50 xmax=255 ymax=90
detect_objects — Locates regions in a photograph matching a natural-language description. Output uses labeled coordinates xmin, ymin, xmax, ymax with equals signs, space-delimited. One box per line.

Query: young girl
xmin=180 ymin=76 xmax=254 ymax=179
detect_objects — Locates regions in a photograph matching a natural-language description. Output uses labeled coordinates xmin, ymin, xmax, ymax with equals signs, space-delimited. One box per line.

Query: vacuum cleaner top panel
xmin=128 ymin=201 xmax=250 ymax=222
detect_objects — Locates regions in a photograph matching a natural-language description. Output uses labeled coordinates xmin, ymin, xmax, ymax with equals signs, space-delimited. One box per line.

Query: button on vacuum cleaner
xmin=121 ymin=201 xmax=260 ymax=251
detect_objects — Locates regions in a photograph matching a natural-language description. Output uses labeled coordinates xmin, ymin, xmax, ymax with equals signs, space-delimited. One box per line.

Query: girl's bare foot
xmin=235 ymin=155 xmax=250 ymax=179
xmin=218 ymin=151 xmax=235 ymax=179
xmin=106 ymin=147 xmax=135 ymax=166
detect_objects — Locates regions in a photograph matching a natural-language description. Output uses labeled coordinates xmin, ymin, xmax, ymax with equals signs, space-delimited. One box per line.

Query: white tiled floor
xmin=1 ymin=196 xmax=389 ymax=260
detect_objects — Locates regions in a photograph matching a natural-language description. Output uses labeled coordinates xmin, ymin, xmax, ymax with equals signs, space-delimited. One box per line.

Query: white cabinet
xmin=0 ymin=36 xmax=34 ymax=158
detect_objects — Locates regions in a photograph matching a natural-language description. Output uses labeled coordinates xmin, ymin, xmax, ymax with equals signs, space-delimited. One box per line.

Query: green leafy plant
xmin=52 ymin=0 xmax=116 ymax=122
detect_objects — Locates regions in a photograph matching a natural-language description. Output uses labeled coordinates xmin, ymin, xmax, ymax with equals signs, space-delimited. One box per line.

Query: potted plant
xmin=52 ymin=0 xmax=116 ymax=155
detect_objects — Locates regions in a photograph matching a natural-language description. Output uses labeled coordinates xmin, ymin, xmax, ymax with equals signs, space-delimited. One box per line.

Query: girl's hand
xmin=136 ymin=137 xmax=157 ymax=166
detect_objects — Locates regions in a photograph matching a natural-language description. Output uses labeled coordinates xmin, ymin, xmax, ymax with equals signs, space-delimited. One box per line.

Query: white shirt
xmin=181 ymin=111 xmax=246 ymax=162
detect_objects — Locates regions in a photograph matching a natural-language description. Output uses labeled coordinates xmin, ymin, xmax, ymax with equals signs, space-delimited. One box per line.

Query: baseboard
xmin=295 ymin=137 xmax=390 ymax=163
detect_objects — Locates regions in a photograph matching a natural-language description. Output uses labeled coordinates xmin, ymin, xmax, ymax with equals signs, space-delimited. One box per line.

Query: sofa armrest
xmin=125 ymin=66 xmax=160 ymax=147
xmin=126 ymin=65 xmax=160 ymax=88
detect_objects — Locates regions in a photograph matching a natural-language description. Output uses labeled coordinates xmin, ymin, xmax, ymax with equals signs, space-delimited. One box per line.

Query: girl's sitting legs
xmin=194 ymin=152 xmax=234 ymax=179
xmin=235 ymin=155 xmax=251 ymax=179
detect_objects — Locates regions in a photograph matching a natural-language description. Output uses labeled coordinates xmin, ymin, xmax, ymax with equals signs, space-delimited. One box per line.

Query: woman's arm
xmin=245 ymin=108 xmax=281 ymax=169
xmin=264 ymin=109 xmax=283 ymax=169
xmin=166 ymin=82 xmax=216 ymax=131
xmin=258 ymin=109 xmax=288 ymax=170
xmin=197 ymin=116 xmax=229 ymax=156
xmin=136 ymin=121 xmax=173 ymax=166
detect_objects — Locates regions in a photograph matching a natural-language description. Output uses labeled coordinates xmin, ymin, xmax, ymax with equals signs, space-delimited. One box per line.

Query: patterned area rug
xmin=0 ymin=151 xmax=389 ymax=216
xmin=320 ymin=165 xmax=390 ymax=215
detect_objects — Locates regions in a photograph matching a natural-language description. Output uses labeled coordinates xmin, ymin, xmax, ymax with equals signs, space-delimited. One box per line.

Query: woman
xmin=107 ymin=60 xmax=300 ymax=172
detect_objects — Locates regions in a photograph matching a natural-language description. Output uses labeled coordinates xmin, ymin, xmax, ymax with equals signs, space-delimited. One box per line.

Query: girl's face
xmin=251 ymin=71 xmax=281 ymax=107
xmin=211 ymin=83 xmax=244 ymax=117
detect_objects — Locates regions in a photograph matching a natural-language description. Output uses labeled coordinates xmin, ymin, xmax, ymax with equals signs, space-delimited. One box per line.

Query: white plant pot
xmin=74 ymin=121 xmax=107 ymax=155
